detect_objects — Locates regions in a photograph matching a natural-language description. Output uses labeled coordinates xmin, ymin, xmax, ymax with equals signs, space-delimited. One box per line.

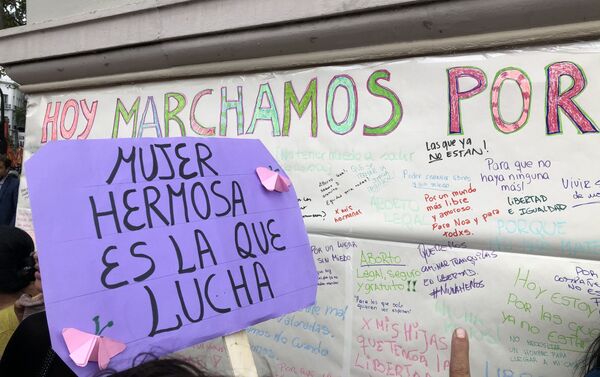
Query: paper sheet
xmin=25 ymin=138 xmax=317 ymax=375
xmin=18 ymin=40 xmax=600 ymax=376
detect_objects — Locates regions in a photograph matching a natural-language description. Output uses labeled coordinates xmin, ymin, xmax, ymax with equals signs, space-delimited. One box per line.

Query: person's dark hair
xmin=0 ymin=226 xmax=35 ymax=293
xmin=0 ymin=154 xmax=11 ymax=169
xmin=0 ymin=311 xmax=76 ymax=376
xmin=578 ymin=334 xmax=600 ymax=376
xmin=96 ymin=353 xmax=225 ymax=377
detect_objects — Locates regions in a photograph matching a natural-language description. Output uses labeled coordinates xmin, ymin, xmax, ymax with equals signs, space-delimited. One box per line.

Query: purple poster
xmin=26 ymin=137 xmax=318 ymax=376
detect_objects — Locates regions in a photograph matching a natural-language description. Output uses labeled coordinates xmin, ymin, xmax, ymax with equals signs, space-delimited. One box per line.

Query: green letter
xmin=112 ymin=97 xmax=140 ymax=138
xmin=247 ymin=83 xmax=281 ymax=136
xmin=220 ymin=86 xmax=244 ymax=136
xmin=283 ymin=79 xmax=317 ymax=137
xmin=326 ymin=75 xmax=357 ymax=135
xmin=363 ymin=70 xmax=402 ymax=136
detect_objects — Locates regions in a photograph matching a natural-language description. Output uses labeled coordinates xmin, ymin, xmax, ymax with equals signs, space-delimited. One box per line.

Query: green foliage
xmin=1 ymin=0 xmax=26 ymax=29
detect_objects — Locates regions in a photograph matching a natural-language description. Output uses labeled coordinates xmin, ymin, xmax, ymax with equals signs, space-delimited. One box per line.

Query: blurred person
xmin=578 ymin=334 xmax=600 ymax=376
xmin=0 ymin=238 xmax=71 ymax=375
xmin=13 ymin=250 xmax=45 ymax=321
xmin=0 ymin=226 xmax=38 ymax=357
xmin=0 ymin=310 xmax=76 ymax=376
xmin=0 ymin=155 xmax=19 ymax=226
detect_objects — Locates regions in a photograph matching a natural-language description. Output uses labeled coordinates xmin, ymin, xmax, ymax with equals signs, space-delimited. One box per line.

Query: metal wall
xmin=1 ymin=0 xmax=600 ymax=91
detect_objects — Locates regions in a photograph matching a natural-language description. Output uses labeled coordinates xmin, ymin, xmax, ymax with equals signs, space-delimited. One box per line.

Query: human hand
xmin=450 ymin=328 xmax=470 ymax=377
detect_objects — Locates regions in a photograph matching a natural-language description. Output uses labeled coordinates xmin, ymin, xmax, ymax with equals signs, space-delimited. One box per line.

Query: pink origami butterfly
xmin=256 ymin=166 xmax=291 ymax=192
xmin=62 ymin=316 xmax=126 ymax=370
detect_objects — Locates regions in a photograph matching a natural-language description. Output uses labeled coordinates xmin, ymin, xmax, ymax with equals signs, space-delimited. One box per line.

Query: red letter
xmin=190 ymin=89 xmax=215 ymax=136
xmin=41 ymin=101 xmax=61 ymax=143
xmin=448 ymin=67 xmax=487 ymax=134
xmin=491 ymin=68 xmax=531 ymax=133
xmin=78 ymin=99 xmax=98 ymax=139
xmin=546 ymin=61 xmax=598 ymax=135
xmin=60 ymin=99 xmax=79 ymax=139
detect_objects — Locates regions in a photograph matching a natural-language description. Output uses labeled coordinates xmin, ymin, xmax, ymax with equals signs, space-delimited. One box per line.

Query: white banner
xmin=19 ymin=41 xmax=600 ymax=376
